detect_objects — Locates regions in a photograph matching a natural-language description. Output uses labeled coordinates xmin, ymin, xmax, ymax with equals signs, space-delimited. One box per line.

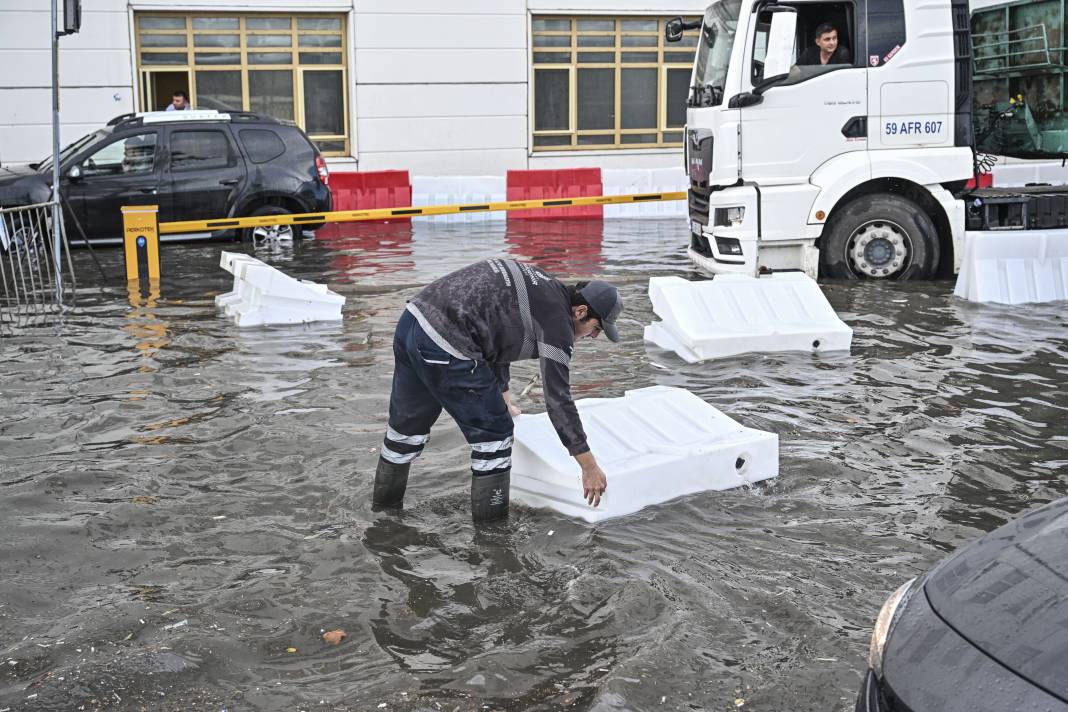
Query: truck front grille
xmin=689 ymin=182 xmax=711 ymax=226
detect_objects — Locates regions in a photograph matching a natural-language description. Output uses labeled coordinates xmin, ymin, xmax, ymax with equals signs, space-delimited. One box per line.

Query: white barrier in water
xmin=990 ymin=159 xmax=1068 ymax=187
xmin=953 ymin=230 xmax=1068 ymax=305
xmin=411 ymin=176 xmax=506 ymax=223
xmin=511 ymin=386 xmax=778 ymax=523
xmin=643 ymin=273 xmax=852 ymax=362
xmin=602 ymin=168 xmax=688 ymax=218
xmin=215 ymin=251 xmax=344 ymax=327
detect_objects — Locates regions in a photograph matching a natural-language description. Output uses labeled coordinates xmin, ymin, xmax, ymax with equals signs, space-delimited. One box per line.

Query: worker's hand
xmin=580 ymin=462 xmax=607 ymax=507
xmin=502 ymin=391 xmax=522 ymax=417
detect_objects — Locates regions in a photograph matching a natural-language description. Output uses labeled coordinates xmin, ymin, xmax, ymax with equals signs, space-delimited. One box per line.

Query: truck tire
xmin=820 ymin=194 xmax=939 ymax=280
xmin=242 ymin=205 xmax=302 ymax=244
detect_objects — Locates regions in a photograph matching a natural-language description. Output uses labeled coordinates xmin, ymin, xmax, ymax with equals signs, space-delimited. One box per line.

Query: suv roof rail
xmin=106 ymin=110 xmax=279 ymax=129
xmin=107 ymin=112 xmax=138 ymax=126
xmin=228 ymin=111 xmax=277 ymax=123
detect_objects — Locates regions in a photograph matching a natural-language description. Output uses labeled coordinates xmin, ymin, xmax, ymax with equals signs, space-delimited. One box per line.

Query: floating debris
xmin=322 ymin=630 xmax=347 ymax=646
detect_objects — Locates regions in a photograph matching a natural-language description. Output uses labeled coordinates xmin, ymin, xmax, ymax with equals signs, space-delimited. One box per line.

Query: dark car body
xmin=0 ymin=111 xmax=331 ymax=244
xmin=857 ymin=497 xmax=1068 ymax=712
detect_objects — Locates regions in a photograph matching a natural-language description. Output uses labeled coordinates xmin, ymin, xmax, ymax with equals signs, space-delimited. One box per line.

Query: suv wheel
xmin=243 ymin=205 xmax=302 ymax=244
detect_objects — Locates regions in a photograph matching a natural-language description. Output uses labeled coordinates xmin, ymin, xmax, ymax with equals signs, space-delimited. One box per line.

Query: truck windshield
xmin=691 ymin=0 xmax=742 ymax=108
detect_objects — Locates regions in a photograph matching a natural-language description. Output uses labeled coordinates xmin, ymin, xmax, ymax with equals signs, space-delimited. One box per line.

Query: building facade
xmin=0 ymin=0 xmax=706 ymax=175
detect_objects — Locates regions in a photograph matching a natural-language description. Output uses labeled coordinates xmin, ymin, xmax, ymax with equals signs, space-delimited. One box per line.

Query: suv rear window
xmin=239 ymin=129 xmax=286 ymax=164
xmin=170 ymin=130 xmax=234 ymax=171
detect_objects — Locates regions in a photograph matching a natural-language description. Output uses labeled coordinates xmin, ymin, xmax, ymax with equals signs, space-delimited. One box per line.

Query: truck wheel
xmin=242 ymin=205 xmax=302 ymax=244
xmin=820 ymin=194 xmax=939 ymax=279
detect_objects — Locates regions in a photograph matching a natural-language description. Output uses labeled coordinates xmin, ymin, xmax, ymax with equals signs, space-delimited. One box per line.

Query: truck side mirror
xmin=665 ymin=17 xmax=685 ymax=43
xmin=67 ymin=165 xmax=82 ymax=180
xmin=761 ymin=9 xmax=797 ymax=82
xmin=665 ymin=16 xmax=702 ymax=43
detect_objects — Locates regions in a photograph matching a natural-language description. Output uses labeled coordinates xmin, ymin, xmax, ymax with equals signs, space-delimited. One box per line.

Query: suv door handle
xmin=219 ymin=178 xmax=240 ymax=186
xmin=137 ymin=187 xmax=157 ymax=194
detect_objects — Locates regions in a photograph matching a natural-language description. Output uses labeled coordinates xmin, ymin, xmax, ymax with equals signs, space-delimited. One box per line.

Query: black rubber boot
xmin=372 ymin=457 xmax=410 ymax=511
xmin=471 ymin=470 xmax=510 ymax=523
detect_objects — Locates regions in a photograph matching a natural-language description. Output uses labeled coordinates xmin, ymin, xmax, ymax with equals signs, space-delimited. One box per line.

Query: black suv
xmin=0 ymin=110 xmax=332 ymax=244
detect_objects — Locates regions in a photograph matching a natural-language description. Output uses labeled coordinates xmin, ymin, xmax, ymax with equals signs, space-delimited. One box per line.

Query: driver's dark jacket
xmin=797 ymin=45 xmax=851 ymax=65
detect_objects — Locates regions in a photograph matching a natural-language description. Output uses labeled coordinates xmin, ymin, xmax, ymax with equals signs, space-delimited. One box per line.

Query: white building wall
xmin=351 ymin=0 xmax=529 ymax=175
xmin=0 ymin=0 xmax=134 ymax=164
xmin=0 ymin=0 xmax=702 ymax=174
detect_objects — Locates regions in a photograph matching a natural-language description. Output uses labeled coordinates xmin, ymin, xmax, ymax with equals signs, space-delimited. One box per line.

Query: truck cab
xmin=674 ymin=0 xmax=975 ymax=279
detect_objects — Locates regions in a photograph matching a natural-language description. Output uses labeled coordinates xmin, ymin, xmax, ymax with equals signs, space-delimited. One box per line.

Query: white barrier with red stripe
xmin=329 ymin=168 xmax=687 ymax=220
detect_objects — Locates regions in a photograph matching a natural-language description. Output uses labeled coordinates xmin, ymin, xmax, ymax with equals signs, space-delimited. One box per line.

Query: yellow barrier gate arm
xmin=156 ymin=191 xmax=688 ymax=236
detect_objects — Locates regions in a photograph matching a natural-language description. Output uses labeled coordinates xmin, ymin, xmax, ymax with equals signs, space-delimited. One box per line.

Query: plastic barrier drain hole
xmin=812 ymin=339 xmax=821 ymax=349
xmin=735 ymin=454 xmax=749 ymax=475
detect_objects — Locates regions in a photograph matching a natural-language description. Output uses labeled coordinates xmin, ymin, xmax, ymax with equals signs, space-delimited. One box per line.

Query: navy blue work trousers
xmin=381 ymin=310 xmax=513 ymax=477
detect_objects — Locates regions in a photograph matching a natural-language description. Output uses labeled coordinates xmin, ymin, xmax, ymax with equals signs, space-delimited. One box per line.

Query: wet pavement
xmin=1 ymin=218 xmax=1066 ymax=711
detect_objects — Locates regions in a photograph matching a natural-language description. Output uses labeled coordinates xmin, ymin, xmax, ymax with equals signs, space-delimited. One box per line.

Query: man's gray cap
xmin=579 ymin=280 xmax=623 ymax=342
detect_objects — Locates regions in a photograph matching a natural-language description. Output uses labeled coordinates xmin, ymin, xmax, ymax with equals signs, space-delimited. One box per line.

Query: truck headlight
xmin=713 ymin=206 xmax=745 ymax=227
xmin=868 ymin=578 xmax=917 ymax=679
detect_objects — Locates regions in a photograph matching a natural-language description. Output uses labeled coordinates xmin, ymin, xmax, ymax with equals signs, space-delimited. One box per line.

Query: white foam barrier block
xmin=953 ymin=230 xmax=1068 ymax=305
xmin=602 ymin=168 xmax=687 ymax=219
xmin=215 ymin=251 xmax=264 ymax=310
xmin=511 ymin=386 xmax=778 ymax=523
xmin=411 ymin=176 xmax=506 ymax=223
xmin=991 ymin=160 xmax=1068 ymax=187
xmin=644 ymin=273 xmax=852 ymax=362
xmin=216 ymin=250 xmax=345 ymax=327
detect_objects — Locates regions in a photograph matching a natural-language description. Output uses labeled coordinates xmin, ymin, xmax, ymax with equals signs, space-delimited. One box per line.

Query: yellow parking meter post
xmin=121 ymin=205 xmax=160 ymax=282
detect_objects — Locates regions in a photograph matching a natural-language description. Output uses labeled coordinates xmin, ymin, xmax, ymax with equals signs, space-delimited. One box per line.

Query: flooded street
xmin=2 ymin=218 xmax=1066 ymax=711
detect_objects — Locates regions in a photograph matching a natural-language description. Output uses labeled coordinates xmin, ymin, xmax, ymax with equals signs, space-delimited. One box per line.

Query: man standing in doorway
xmin=373 ymin=259 xmax=623 ymax=522
xmin=797 ymin=23 xmax=851 ymax=65
xmin=166 ymin=90 xmax=190 ymax=111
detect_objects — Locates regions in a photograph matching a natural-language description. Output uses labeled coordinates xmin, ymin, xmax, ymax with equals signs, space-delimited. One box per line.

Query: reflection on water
xmin=1 ymin=219 xmax=1066 ymax=711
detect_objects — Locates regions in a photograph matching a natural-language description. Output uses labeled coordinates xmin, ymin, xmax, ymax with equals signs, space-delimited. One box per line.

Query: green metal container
xmin=972 ymin=0 xmax=1068 ymax=157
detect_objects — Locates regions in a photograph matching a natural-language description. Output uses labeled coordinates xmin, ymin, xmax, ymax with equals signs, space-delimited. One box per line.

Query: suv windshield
xmin=691 ymin=0 xmax=742 ymax=107
xmin=36 ymin=130 xmax=107 ymax=172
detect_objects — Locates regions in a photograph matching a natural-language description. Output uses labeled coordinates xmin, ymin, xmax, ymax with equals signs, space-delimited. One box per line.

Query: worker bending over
xmin=373 ymin=259 xmax=623 ymax=522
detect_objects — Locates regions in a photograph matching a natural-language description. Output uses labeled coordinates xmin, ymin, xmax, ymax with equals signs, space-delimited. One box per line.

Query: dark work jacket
xmin=797 ymin=45 xmax=851 ymax=66
xmin=407 ymin=259 xmax=588 ymax=456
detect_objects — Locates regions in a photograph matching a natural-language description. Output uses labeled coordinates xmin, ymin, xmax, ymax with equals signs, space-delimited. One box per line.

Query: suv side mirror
xmin=67 ymin=165 xmax=82 ymax=180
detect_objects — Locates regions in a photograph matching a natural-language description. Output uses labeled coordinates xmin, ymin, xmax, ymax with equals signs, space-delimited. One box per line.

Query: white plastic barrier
xmin=644 ymin=273 xmax=852 ymax=362
xmin=953 ymin=230 xmax=1068 ymax=305
xmin=602 ymin=168 xmax=688 ymax=218
xmin=990 ymin=159 xmax=1068 ymax=187
xmin=511 ymin=386 xmax=778 ymax=523
xmin=215 ymin=250 xmax=345 ymax=327
xmin=410 ymin=176 xmax=506 ymax=223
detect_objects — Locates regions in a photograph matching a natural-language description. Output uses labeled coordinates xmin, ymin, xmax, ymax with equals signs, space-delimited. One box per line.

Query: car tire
xmin=820 ymin=194 xmax=940 ymax=280
xmin=242 ymin=205 xmax=303 ymax=244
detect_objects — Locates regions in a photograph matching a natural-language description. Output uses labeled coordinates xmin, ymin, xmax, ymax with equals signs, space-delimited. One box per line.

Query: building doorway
xmin=140 ymin=70 xmax=191 ymax=112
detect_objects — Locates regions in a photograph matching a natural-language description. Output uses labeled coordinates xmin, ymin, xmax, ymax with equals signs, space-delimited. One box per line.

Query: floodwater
xmin=1 ymin=218 xmax=1066 ymax=712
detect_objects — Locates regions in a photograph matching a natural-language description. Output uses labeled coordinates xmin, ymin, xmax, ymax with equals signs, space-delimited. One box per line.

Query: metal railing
xmin=973 ymin=23 xmax=1066 ymax=74
xmin=0 ymin=201 xmax=75 ymax=335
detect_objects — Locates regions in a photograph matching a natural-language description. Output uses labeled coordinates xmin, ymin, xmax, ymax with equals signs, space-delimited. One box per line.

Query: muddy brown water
xmin=1 ymin=220 xmax=1066 ymax=711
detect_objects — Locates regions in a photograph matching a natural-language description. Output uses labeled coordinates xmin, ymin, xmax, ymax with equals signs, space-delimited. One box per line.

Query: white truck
xmin=667 ymin=0 xmax=1065 ymax=280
